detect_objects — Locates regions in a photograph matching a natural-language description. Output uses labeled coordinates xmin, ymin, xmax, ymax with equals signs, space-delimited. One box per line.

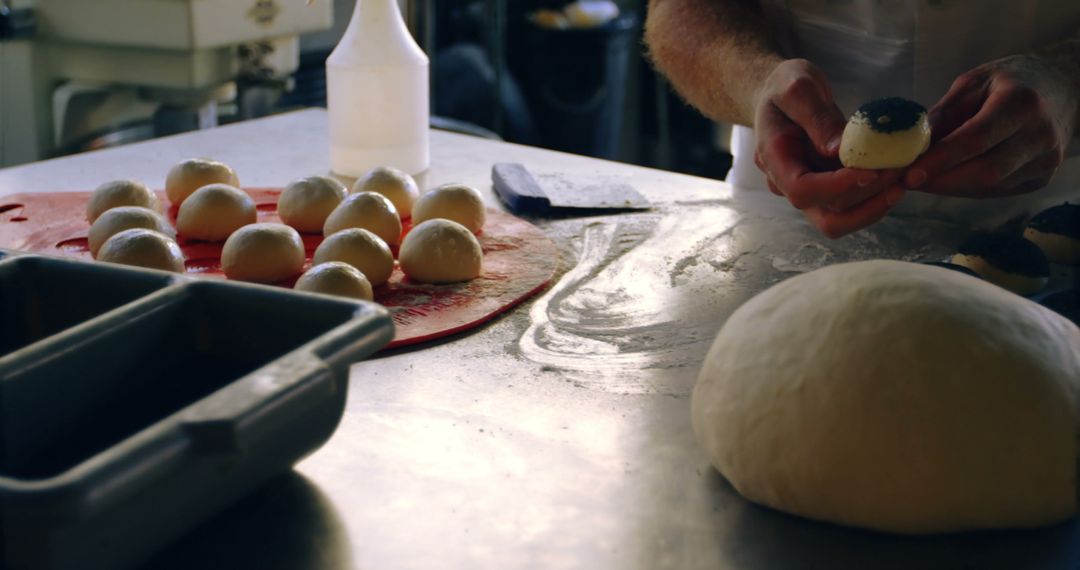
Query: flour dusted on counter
xmin=770 ymin=242 xmax=833 ymax=273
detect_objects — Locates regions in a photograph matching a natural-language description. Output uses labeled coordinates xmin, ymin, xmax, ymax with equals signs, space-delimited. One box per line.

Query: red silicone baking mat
xmin=0 ymin=189 xmax=558 ymax=349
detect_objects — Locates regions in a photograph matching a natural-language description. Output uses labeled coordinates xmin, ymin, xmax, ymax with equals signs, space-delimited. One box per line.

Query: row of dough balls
xmin=84 ymin=159 xmax=247 ymax=276
xmin=85 ymin=159 xmax=251 ymax=249
xmin=85 ymin=158 xmax=241 ymax=221
xmin=278 ymin=166 xmax=487 ymax=238
xmin=88 ymin=202 xmax=377 ymax=300
xmin=87 ymin=202 xmax=202 ymax=276
xmin=86 ymin=177 xmax=187 ymax=272
xmin=94 ymin=218 xmax=384 ymax=303
xmin=85 ymin=159 xmax=488 ymax=299
xmin=276 ymin=166 xmax=487 ymax=288
xmin=91 ymin=159 xmax=261 ymax=244
xmin=159 ymin=160 xmax=487 ymax=285
xmin=88 ymin=158 xmax=487 ymax=243
xmin=92 ymin=159 xmax=278 ymax=243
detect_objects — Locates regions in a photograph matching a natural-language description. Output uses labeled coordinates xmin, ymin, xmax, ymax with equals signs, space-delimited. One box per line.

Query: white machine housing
xmin=1 ymin=0 xmax=333 ymax=167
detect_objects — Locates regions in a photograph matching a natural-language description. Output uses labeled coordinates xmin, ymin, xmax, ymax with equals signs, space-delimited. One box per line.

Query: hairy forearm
xmin=1038 ymin=29 xmax=1080 ymax=132
xmin=645 ymin=0 xmax=784 ymax=126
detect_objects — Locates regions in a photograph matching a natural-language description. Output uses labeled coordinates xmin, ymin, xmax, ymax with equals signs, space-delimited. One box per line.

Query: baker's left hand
xmin=904 ymin=54 xmax=1079 ymax=197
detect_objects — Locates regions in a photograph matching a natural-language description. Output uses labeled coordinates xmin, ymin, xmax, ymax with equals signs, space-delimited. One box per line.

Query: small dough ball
xmin=839 ymin=97 xmax=931 ymax=169
xmin=399 ymin=219 xmax=482 ymax=284
xmin=176 ymin=184 xmax=256 ymax=242
xmin=411 ymin=183 xmax=486 ymax=234
xmin=313 ymin=228 xmax=394 ymax=287
xmin=278 ymin=175 xmax=348 ymax=233
xmin=97 ymin=228 xmax=185 ymax=273
xmin=221 ymin=223 xmax=305 ymax=284
xmin=693 ymin=260 xmax=1080 ymax=535
xmin=1024 ymin=203 xmax=1080 ymax=265
xmin=951 ymin=232 xmax=1049 ymax=296
xmin=323 ymin=191 xmax=403 ymax=246
xmin=89 ymin=206 xmax=175 ymax=257
xmin=86 ymin=179 xmax=159 ymax=223
xmin=295 ymin=261 xmax=374 ymax=301
xmin=165 ymin=158 xmax=239 ymax=205
xmin=352 ymin=167 xmax=420 ymax=220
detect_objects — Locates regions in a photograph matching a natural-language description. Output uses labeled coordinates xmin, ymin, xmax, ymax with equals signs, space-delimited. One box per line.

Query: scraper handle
xmin=492 ymin=163 xmax=551 ymax=214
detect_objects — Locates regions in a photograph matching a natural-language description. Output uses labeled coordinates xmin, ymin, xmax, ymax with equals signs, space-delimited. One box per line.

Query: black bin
xmin=520 ymin=14 xmax=638 ymax=160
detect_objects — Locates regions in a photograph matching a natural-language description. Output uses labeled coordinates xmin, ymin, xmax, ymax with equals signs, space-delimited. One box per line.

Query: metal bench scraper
xmin=492 ymin=163 xmax=651 ymax=214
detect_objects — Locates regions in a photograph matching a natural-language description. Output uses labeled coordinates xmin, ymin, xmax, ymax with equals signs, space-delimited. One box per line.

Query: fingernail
xmin=906 ymin=169 xmax=927 ymax=188
xmin=827 ymin=137 xmax=842 ymax=154
xmin=857 ymin=171 xmax=878 ymax=187
xmin=886 ymin=187 xmax=905 ymax=207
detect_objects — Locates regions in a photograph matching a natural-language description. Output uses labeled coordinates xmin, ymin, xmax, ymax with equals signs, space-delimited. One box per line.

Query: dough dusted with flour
xmin=411 ymin=183 xmax=486 ymax=234
xmin=399 ymin=219 xmax=482 ymax=283
xmin=295 ymin=261 xmax=374 ymax=301
xmin=278 ymin=175 xmax=348 ymax=233
xmin=97 ymin=228 xmax=185 ymax=273
xmin=86 ymin=179 xmax=160 ymax=223
xmin=88 ymin=206 xmax=175 ymax=257
xmin=692 ymin=260 xmax=1080 ymax=535
xmin=840 ymin=98 xmax=930 ymax=169
xmin=221 ymin=223 xmax=305 ymax=283
xmin=313 ymin=228 xmax=394 ymax=287
xmin=352 ymin=166 xmax=419 ymax=220
xmin=165 ymin=158 xmax=239 ymax=205
xmin=176 ymin=184 xmax=256 ymax=242
xmin=323 ymin=191 xmax=403 ymax=246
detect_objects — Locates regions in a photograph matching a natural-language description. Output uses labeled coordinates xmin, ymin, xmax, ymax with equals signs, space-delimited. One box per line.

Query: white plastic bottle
xmin=326 ymin=0 xmax=430 ymax=178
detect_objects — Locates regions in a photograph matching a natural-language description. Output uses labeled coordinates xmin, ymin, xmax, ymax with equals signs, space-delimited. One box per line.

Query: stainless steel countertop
xmin=3 ymin=109 xmax=1076 ymax=569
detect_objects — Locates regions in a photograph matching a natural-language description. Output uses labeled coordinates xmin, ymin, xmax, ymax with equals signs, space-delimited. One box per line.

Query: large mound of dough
xmin=313 ymin=228 xmax=394 ymax=287
xmin=86 ymin=179 xmax=160 ymax=223
xmin=839 ymin=98 xmax=931 ymax=169
xmin=692 ymin=260 xmax=1080 ymax=535
xmin=97 ymin=228 xmax=185 ymax=273
xmin=323 ymin=191 xmax=402 ymax=246
xmin=352 ymin=166 xmax=419 ymax=220
xmin=89 ymin=206 xmax=175 ymax=257
xmin=278 ymin=175 xmax=348 ymax=233
xmin=399 ymin=219 xmax=482 ymax=284
xmin=411 ymin=183 xmax=486 ymax=234
xmin=221 ymin=223 xmax=305 ymax=283
xmin=165 ymin=158 xmax=239 ymax=205
xmin=176 ymin=184 xmax=256 ymax=242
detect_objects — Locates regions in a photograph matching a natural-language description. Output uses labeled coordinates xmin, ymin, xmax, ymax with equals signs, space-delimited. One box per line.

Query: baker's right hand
xmin=753 ymin=59 xmax=906 ymax=238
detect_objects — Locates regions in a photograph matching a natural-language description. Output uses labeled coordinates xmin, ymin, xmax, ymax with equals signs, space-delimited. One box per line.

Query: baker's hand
xmin=753 ymin=59 xmax=906 ymax=238
xmin=904 ymin=55 xmax=1080 ymax=197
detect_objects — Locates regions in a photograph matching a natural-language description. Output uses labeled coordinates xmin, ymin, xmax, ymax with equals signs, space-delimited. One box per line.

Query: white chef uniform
xmin=727 ymin=0 xmax=1080 ymax=228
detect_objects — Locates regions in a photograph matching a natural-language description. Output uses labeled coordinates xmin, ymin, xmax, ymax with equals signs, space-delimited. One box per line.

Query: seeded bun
xmin=840 ymin=98 xmax=931 ymax=170
xmin=951 ymin=232 xmax=1049 ymax=296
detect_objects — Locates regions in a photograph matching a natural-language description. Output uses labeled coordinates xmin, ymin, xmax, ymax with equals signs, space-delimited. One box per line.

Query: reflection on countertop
xmin=519 ymin=193 xmax=966 ymax=397
xmin=141 ymin=473 xmax=350 ymax=570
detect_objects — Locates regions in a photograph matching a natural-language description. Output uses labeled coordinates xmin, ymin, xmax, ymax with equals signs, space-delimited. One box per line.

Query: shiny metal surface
xmin=2 ymin=110 xmax=1077 ymax=569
